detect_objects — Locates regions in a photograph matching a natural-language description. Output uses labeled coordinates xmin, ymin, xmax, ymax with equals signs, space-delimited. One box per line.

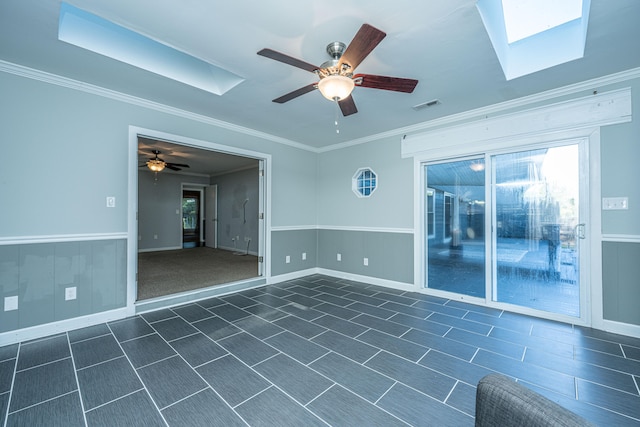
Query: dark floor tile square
xmin=346 ymin=302 xmax=397 ymax=319
xmin=312 ymin=314 xmax=368 ymax=337
xmin=210 ymin=303 xmax=251 ymax=322
xmin=577 ymin=377 xmax=640 ymax=420
xmin=151 ymin=316 xmax=199 ymax=342
xmin=17 ymin=335 xmax=70 ymax=370
xmin=378 ymin=383 xmax=474 ymax=426
xmin=261 ymin=286 xmax=294 ymax=298
xmin=574 ymin=346 xmax=640 ymax=377
xmin=172 ymin=303 xmax=214 ymax=323
xmin=120 ymin=333 xmax=176 ymax=368
xmin=193 ymin=316 xmax=241 ymax=341
xmin=525 ymin=347 xmax=638 ymax=394
xmin=109 ymin=317 xmax=154 ymax=342
xmin=284 ymin=293 xmax=322 ymax=308
xmin=287 ymin=285 xmax=322 ymax=297
xmin=357 ymin=329 xmax=428 ymax=362
xmin=85 ymin=389 xmax=165 ymax=427
xmin=342 ymin=292 xmax=387 ymax=307
xmin=389 ymin=313 xmax=451 ymax=336
xmin=311 ymin=330 xmax=379 ymax=363
xmin=446 ymin=327 xmax=524 ymax=359
xmin=351 ymin=313 xmax=410 ymax=336
xmin=489 ymin=326 xmax=574 ymax=358
xmin=374 ymin=292 xmax=418 ymax=306
xmin=67 ymin=324 xmax=111 ymax=343
xmin=140 ymin=308 xmax=177 ymax=323
xmin=254 ymin=353 xmax=333 ymax=405
xmin=196 ymin=296 xmax=226 ymax=309
xmin=222 ymin=294 xmax=258 ymax=308
xmin=434 ymin=313 xmax=494 ymax=336
xmin=218 ymin=332 xmax=278 ymax=366
xmin=466 ymin=310 xmax=532 ymax=333
xmin=265 ymin=331 xmax=329 ymax=365
xmin=234 ymin=315 xmax=284 ymax=339
xmin=162 ymin=388 xmax=246 ymax=426
xmin=419 ymin=349 xmax=493 ymax=386
xmin=0 ymin=344 xmax=18 ymax=362
xmin=10 ymin=358 xmax=77 ymax=412
xmin=312 ymin=303 xmax=360 ymax=320
xmin=472 ymin=349 xmax=575 ymax=396
xmin=446 ymin=381 xmax=478 ymax=417
xmin=313 ymin=293 xmax=353 ymax=307
xmin=310 ymin=351 xmax=394 ymax=402
xmin=307 ymin=385 xmax=407 ymax=426
xmin=71 ymin=334 xmax=123 ymax=369
xmin=365 ymin=351 xmax=457 ymax=402
xmin=624 ymin=345 xmax=640 ymax=362
xmin=413 ymin=299 xmax=468 ymax=318
xmin=237 ymin=386 xmax=326 ymax=427
xmin=170 ymin=333 xmax=227 ymax=367
xmin=403 ymin=328 xmax=478 ymax=361
xmin=381 ymin=301 xmax=432 ymax=319
xmin=0 ymin=392 xmax=8 ymax=425
xmin=138 ymin=355 xmax=207 ymax=409
xmin=76 ymin=356 xmax=142 ymax=410
xmin=274 ymin=315 xmax=327 ymax=339
xmin=244 ymin=302 xmax=288 ymax=321
xmin=251 ymin=293 xmax=291 ymax=308
xmin=278 ymin=303 xmax=324 ymax=321
xmin=5 ymin=391 xmax=85 ymax=427
xmin=197 ymin=354 xmax=270 ymax=407
xmin=1 ymin=359 xmax=15 ymax=393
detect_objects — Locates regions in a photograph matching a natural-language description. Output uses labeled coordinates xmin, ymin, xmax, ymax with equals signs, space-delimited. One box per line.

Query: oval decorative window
xmin=352 ymin=167 xmax=377 ymax=198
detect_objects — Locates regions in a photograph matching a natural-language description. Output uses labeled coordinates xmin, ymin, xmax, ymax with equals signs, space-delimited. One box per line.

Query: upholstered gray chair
xmin=475 ymin=374 xmax=595 ymax=427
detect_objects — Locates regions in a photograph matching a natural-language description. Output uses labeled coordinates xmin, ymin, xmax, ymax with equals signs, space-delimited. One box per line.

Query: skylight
xmin=58 ymin=3 xmax=244 ymax=95
xmin=502 ymin=0 xmax=583 ymax=44
xmin=477 ymin=0 xmax=590 ymax=80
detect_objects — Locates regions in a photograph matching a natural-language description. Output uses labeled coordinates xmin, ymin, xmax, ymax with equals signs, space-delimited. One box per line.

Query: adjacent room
xmin=1 ymin=0 xmax=639 ymax=426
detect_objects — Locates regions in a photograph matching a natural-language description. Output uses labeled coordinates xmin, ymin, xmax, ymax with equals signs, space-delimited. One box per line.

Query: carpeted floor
xmin=137 ymin=247 xmax=258 ymax=300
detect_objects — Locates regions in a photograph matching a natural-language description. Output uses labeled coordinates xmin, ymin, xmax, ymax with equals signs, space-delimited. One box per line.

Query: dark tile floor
xmin=1 ymin=275 xmax=640 ymax=426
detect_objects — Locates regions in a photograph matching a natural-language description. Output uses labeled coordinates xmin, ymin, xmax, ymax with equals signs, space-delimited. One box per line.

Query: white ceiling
xmin=2 ymin=0 xmax=640 ymax=151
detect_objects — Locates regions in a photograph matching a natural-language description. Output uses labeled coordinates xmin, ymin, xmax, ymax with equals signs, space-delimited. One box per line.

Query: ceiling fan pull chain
xmin=334 ymin=100 xmax=340 ymax=134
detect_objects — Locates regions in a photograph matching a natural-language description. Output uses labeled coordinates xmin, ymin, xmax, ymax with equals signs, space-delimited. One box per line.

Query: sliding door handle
xmin=575 ymin=223 xmax=586 ymax=239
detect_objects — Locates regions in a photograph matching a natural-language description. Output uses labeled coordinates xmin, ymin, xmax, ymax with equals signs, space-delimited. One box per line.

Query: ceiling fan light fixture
xmin=147 ymin=159 xmax=166 ymax=172
xmin=317 ymin=75 xmax=355 ymax=101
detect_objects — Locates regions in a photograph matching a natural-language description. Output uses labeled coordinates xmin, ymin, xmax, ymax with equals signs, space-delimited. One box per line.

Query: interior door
xmin=205 ymin=185 xmax=218 ymax=249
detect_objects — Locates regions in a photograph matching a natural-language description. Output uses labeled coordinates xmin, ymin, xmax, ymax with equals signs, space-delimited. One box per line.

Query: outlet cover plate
xmin=65 ymin=287 xmax=77 ymax=301
xmin=602 ymin=197 xmax=628 ymax=210
xmin=4 ymin=296 xmax=18 ymax=311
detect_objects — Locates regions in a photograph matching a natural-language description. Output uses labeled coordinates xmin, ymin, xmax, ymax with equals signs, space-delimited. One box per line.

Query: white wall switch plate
xmin=302 ymin=252 xmax=306 ymax=260
xmin=602 ymin=197 xmax=629 ymax=210
xmin=285 ymin=255 xmax=290 ymax=264
xmin=4 ymin=296 xmax=18 ymax=311
xmin=106 ymin=196 xmax=116 ymax=207
xmin=337 ymin=253 xmax=342 ymax=261
xmin=65 ymin=286 xmax=77 ymax=301
xmin=363 ymin=257 xmax=369 ymax=266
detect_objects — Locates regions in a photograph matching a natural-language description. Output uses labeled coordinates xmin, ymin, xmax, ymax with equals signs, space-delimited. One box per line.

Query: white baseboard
xmin=138 ymin=246 xmax=182 ymax=253
xmin=269 ymin=268 xmax=320 ymax=284
xmin=602 ymin=319 xmax=640 ymax=339
xmin=316 ymin=269 xmax=417 ymax=292
xmin=0 ymin=307 xmax=130 ymax=346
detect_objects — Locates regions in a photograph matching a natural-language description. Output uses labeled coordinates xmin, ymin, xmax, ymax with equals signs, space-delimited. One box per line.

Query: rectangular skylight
xmin=58 ymin=3 xmax=244 ymax=95
xmin=502 ymin=0 xmax=583 ymax=44
xmin=477 ymin=0 xmax=590 ymax=80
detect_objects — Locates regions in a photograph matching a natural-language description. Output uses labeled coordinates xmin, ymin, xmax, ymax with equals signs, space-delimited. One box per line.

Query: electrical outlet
xmin=302 ymin=252 xmax=307 ymax=260
xmin=4 ymin=296 xmax=18 ymax=311
xmin=245 ymin=237 xmax=250 ymax=242
xmin=285 ymin=255 xmax=290 ymax=264
xmin=65 ymin=287 xmax=77 ymax=301
xmin=153 ymin=234 xmax=158 ymax=239
xmin=337 ymin=253 xmax=342 ymax=261
xmin=363 ymin=257 xmax=369 ymax=266
xmin=602 ymin=197 xmax=629 ymax=210
xmin=106 ymin=196 xmax=116 ymax=208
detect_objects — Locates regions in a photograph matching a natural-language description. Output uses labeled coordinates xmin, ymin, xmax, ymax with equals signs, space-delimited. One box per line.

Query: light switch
xmin=285 ymin=255 xmax=291 ymax=264
xmin=4 ymin=296 xmax=18 ymax=311
xmin=602 ymin=197 xmax=628 ymax=210
xmin=106 ymin=196 xmax=116 ymax=207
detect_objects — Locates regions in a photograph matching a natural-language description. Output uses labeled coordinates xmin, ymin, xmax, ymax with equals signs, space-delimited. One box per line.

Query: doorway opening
xmin=133 ymin=132 xmax=269 ymax=303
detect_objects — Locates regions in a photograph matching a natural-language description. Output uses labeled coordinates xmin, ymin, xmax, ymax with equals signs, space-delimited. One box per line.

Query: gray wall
xmin=211 ymin=166 xmax=260 ymax=254
xmin=602 ymin=242 xmax=640 ymax=326
xmin=271 ymin=229 xmax=318 ymax=276
xmin=138 ymin=170 xmax=210 ymax=251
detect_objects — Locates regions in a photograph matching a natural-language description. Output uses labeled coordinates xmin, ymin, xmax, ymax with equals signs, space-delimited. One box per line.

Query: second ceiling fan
xmin=258 ymin=24 xmax=418 ymax=117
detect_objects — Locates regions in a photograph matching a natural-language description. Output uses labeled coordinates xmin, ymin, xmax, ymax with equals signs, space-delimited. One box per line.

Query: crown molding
xmin=318 ymin=66 xmax=640 ymax=153
xmin=0 ymin=60 xmax=316 ymax=153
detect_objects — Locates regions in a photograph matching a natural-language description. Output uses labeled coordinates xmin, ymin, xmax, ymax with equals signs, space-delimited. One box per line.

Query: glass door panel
xmin=493 ymin=145 xmax=580 ymax=316
xmin=426 ymin=159 xmax=486 ymax=297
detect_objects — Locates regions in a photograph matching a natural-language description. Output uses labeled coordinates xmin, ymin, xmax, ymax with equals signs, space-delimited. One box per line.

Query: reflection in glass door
xmin=426 ymin=158 xmax=486 ymax=298
xmin=493 ymin=145 xmax=582 ymax=317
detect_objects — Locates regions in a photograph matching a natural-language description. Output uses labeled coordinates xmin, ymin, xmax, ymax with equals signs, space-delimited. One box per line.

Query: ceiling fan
xmin=141 ymin=150 xmax=190 ymax=172
xmin=257 ymin=24 xmax=419 ymax=116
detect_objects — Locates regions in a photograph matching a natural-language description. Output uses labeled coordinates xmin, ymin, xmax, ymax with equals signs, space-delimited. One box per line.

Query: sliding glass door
xmin=425 ymin=141 xmax=586 ymax=318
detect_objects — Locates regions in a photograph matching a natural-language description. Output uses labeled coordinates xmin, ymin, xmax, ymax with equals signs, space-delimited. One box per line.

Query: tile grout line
xmin=2 ymin=343 xmax=19 ymax=427
xmin=65 ymin=332 xmax=89 ymax=427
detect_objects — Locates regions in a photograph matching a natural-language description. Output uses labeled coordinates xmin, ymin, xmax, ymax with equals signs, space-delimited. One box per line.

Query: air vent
xmin=412 ymin=99 xmax=441 ymax=110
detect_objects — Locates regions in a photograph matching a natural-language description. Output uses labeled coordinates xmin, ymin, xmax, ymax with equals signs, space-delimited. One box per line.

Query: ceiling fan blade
xmin=338 ymin=96 xmax=358 ymax=116
xmin=257 ymin=48 xmax=319 ymax=73
xmin=165 ymin=164 xmax=182 ymax=171
xmin=339 ymin=24 xmax=386 ymax=72
xmin=167 ymin=163 xmax=190 ymax=168
xmin=353 ymin=74 xmax=418 ymax=93
xmin=273 ymin=83 xmax=317 ymax=103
